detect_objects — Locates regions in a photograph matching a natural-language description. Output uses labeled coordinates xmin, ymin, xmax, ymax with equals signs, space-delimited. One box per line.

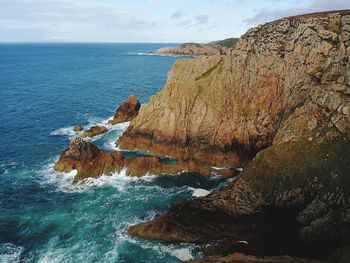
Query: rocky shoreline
xmin=55 ymin=10 xmax=350 ymax=262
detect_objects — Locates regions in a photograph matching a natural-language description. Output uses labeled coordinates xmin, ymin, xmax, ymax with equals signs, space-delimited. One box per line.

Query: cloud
xmin=171 ymin=11 xmax=183 ymax=19
xmin=0 ymin=0 xmax=158 ymax=41
xmin=194 ymin=15 xmax=209 ymax=25
xmin=244 ymin=0 xmax=350 ymax=25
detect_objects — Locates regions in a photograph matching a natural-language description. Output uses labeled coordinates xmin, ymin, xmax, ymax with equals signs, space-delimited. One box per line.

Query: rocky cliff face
xmin=119 ymin=10 xmax=350 ymax=168
xmin=125 ymin=10 xmax=350 ymax=260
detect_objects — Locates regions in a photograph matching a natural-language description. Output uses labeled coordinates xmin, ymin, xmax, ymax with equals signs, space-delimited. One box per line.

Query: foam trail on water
xmin=49 ymin=117 xmax=130 ymax=142
xmin=188 ymin=187 xmax=211 ymax=197
xmin=40 ymin=160 xmax=155 ymax=193
xmin=127 ymin=52 xmax=192 ymax=58
xmin=50 ymin=126 xmax=78 ymax=137
xmin=0 ymin=243 xmax=24 ymax=263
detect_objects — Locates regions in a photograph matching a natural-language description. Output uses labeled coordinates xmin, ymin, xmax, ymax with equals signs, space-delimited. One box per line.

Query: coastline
xmin=52 ymin=9 xmax=350 ymax=262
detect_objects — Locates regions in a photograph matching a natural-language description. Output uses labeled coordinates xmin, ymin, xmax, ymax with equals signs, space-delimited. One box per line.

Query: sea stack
xmin=108 ymin=95 xmax=141 ymax=125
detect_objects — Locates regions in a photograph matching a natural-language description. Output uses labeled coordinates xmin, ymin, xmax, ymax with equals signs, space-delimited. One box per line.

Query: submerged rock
xmin=81 ymin=125 xmax=107 ymax=138
xmin=73 ymin=124 xmax=84 ymax=132
xmin=108 ymin=95 xmax=141 ymax=125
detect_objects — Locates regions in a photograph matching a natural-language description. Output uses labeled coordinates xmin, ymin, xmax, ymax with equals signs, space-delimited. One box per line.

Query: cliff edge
xmin=119 ymin=10 xmax=350 ymax=167
xmin=124 ymin=10 xmax=350 ymax=261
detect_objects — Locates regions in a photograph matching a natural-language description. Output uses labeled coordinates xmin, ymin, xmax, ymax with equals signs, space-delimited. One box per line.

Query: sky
xmin=0 ymin=0 xmax=349 ymax=43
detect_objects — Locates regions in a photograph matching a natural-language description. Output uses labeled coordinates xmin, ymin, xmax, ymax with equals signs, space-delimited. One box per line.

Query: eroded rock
xmin=81 ymin=125 xmax=107 ymax=138
xmin=125 ymin=10 xmax=350 ymax=261
xmin=73 ymin=124 xmax=84 ymax=132
xmin=54 ymin=137 xmax=237 ymax=181
xmin=118 ymin=10 xmax=350 ymax=167
xmin=108 ymin=95 xmax=141 ymax=125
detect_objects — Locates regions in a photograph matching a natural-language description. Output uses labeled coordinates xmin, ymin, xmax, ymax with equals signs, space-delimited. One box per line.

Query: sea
xmin=0 ymin=43 xmax=230 ymax=263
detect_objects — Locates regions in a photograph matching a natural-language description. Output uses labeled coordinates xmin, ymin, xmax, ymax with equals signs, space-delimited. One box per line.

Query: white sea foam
xmin=50 ymin=126 xmax=78 ymax=137
xmin=188 ymin=187 xmax=211 ymax=197
xmin=0 ymin=243 xmax=24 ymax=263
xmin=49 ymin=118 xmax=130 ymax=143
xmin=170 ymin=248 xmax=193 ymax=261
xmin=41 ymin=160 xmax=155 ymax=193
xmin=211 ymin=166 xmax=230 ymax=170
xmin=127 ymin=52 xmax=191 ymax=58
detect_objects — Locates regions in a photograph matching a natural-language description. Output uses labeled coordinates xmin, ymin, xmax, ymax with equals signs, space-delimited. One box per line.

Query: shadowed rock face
xmin=186 ymin=253 xmax=324 ymax=263
xmin=125 ymin=10 xmax=350 ymax=260
xmin=128 ymin=139 xmax=350 ymax=259
xmin=108 ymin=95 xmax=141 ymax=125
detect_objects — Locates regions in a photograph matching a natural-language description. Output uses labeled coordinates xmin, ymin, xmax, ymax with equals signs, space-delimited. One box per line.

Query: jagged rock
xmin=129 ymin=139 xmax=350 ymax=259
xmin=108 ymin=95 xmax=141 ymax=125
xmin=81 ymin=125 xmax=107 ymax=138
xmin=54 ymin=137 xmax=236 ymax=181
xmin=73 ymin=124 xmax=84 ymax=132
xmin=64 ymin=137 xmax=100 ymax=160
xmin=118 ymin=10 xmax=350 ymax=167
xmin=126 ymin=10 xmax=350 ymax=261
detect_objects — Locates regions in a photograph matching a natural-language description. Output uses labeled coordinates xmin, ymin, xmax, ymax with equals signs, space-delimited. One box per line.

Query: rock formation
xmin=118 ymin=10 xmax=350 ymax=167
xmin=187 ymin=253 xmax=324 ymax=263
xmin=53 ymin=9 xmax=350 ymax=261
xmin=124 ymin=10 xmax=350 ymax=261
xmin=153 ymin=43 xmax=228 ymax=56
xmin=54 ymin=137 xmax=236 ymax=181
xmin=81 ymin=125 xmax=107 ymax=138
xmin=73 ymin=124 xmax=84 ymax=132
xmin=108 ymin=95 xmax=141 ymax=125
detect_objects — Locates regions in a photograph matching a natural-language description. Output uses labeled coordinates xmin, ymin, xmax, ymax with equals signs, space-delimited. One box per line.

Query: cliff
xmin=124 ymin=10 xmax=350 ymax=261
xmin=119 ymin=10 xmax=350 ymax=167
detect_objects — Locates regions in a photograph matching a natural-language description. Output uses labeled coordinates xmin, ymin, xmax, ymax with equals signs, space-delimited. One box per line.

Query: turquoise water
xmin=0 ymin=44 xmax=227 ymax=262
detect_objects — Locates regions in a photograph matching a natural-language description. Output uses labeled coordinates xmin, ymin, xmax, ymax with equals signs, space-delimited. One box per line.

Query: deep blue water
xmin=0 ymin=44 xmax=226 ymax=262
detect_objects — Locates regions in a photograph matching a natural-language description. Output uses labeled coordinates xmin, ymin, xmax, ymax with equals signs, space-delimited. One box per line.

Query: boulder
xmin=73 ymin=124 xmax=84 ymax=132
xmin=81 ymin=125 xmax=107 ymax=138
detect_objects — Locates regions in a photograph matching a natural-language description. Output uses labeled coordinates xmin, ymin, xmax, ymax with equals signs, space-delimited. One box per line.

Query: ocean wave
xmin=188 ymin=187 xmax=211 ymax=197
xmin=50 ymin=126 xmax=78 ymax=137
xmin=0 ymin=243 xmax=24 ymax=263
xmin=49 ymin=118 xmax=130 ymax=142
xmin=40 ymin=161 xmax=155 ymax=193
xmin=127 ymin=52 xmax=190 ymax=58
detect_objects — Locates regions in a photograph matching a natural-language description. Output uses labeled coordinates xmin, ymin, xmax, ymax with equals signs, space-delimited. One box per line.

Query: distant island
xmin=150 ymin=38 xmax=239 ymax=56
